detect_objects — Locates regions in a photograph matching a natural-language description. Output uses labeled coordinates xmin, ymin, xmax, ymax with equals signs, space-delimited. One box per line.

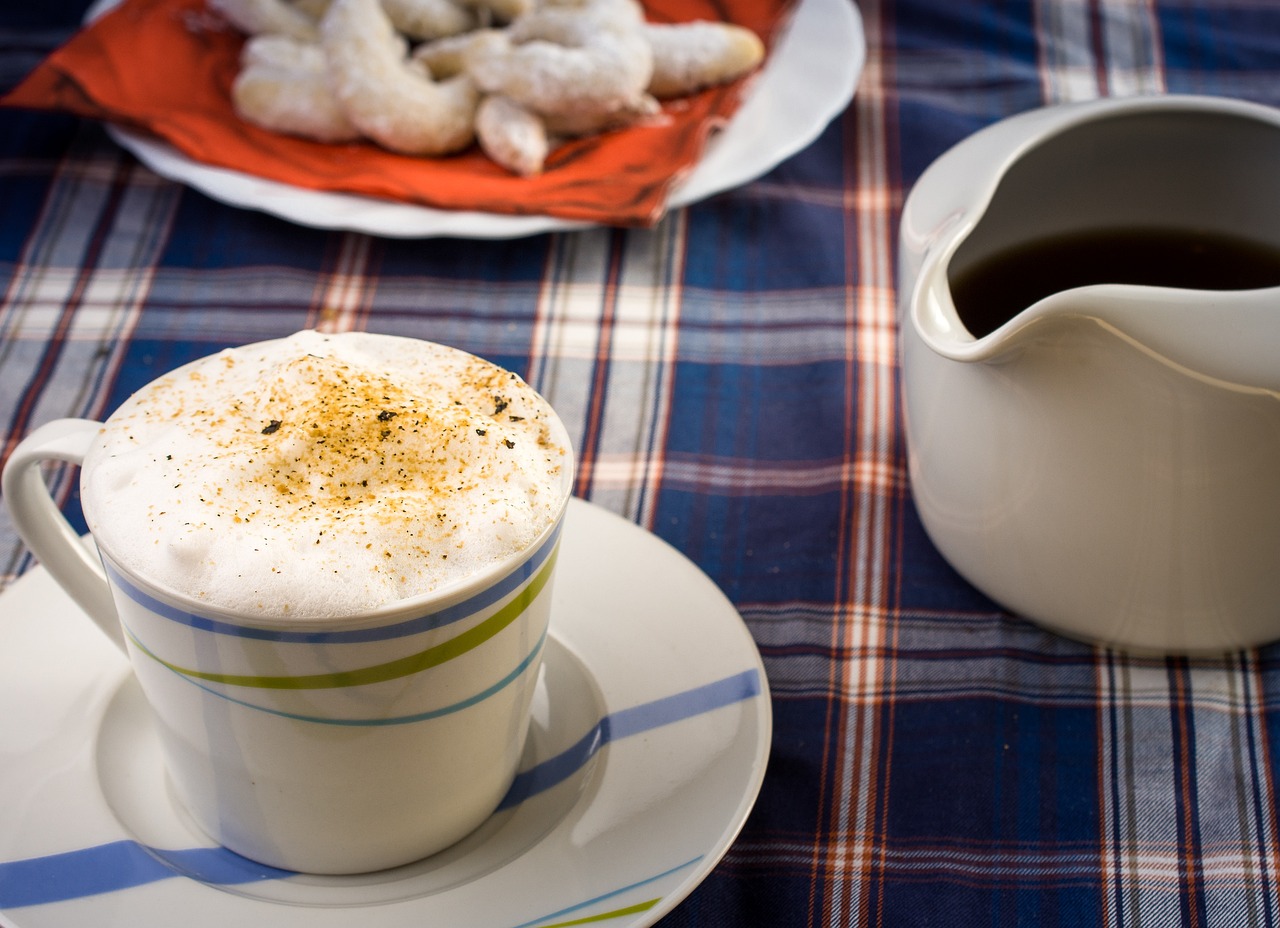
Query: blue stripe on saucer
xmin=0 ymin=842 xmax=289 ymax=908
xmin=0 ymin=667 xmax=761 ymax=909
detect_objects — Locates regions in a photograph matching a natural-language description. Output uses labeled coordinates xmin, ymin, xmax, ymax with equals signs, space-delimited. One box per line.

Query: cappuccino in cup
xmin=3 ymin=331 xmax=574 ymax=873
xmin=83 ymin=329 xmax=568 ymax=616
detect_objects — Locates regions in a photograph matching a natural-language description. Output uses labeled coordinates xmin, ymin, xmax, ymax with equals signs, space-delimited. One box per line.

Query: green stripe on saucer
xmin=537 ymin=898 xmax=660 ymax=927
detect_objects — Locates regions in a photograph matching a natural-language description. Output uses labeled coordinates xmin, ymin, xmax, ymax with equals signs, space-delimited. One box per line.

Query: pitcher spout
xmin=1020 ymin=284 xmax=1280 ymax=394
xmin=922 ymin=276 xmax=1280 ymax=394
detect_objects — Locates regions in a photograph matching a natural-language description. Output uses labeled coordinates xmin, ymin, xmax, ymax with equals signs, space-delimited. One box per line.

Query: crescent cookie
xmin=643 ymin=21 xmax=766 ymax=98
xmin=540 ymin=92 xmax=659 ymax=137
xmin=208 ymin=0 xmax=320 ymax=40
xmin=468 ymin=0 xmax=654 ymax=127
xmin=475 ymin=94 xmax=549 ymax=175
xmin=321 ymin=0 xmax=480 ymax=156
xmin=458 ymin=0 xmax=531 ymax=23
xmin=214 ymin=0 xmax=768 ymax=176
xmin=232 ymin=35 xmax=361 ymax=142
xmin=379 ymin=0 xmax=477 ymax=40
xmin=411 ymin=28 xmax=508 ymax=78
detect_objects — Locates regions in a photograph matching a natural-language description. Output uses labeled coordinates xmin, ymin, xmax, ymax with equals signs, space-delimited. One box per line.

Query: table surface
xmin=3 ymin=1 xmax=1280 ymax=925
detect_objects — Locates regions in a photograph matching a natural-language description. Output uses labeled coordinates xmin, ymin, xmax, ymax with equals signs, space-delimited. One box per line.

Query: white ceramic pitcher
xmin=898 ymin=94 xmax=1280 ymax=653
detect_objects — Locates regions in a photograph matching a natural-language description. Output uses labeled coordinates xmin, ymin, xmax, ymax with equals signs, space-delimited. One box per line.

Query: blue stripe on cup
xmin=102 ymin=519 xmax=563 ymax=644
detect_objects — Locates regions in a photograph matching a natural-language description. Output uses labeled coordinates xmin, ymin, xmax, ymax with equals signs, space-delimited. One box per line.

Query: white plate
xmin=0 ymin=498 xmax=771 ymax=928
xmin=92 ymin=0 xmax=864 ymax=238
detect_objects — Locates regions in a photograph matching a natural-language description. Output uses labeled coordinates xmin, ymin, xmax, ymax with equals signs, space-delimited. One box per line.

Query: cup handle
xmin=2 ymin=418 xmax=125 ymax=653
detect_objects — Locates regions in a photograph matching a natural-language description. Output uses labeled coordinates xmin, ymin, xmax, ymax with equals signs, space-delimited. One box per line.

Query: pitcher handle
xmin=2 ymin=418 xmax=125 ymax=652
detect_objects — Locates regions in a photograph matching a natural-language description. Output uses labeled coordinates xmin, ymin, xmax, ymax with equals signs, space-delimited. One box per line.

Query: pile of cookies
xmin=214 ymin=0 xmax=766 ymax=175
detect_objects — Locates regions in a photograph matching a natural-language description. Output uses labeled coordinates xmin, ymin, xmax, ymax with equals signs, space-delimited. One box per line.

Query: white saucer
xmin=91 ymin=0 xmax=864 ymax=238
xmin=0 ymin=498 xmax=771 ymax=928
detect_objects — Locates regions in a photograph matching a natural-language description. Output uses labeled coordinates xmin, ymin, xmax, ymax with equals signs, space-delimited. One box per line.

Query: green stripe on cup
xmin=126 ymin=546 xmax=558 ymax=690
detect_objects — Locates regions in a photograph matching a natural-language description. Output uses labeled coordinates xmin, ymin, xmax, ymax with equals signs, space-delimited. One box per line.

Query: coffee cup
xmin=2 ymin=331 xmax=574 ymax=873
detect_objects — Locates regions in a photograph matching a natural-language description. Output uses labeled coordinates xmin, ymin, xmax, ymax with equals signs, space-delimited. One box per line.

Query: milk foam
xmin=83 ymin=331 xmax=571 ymax=618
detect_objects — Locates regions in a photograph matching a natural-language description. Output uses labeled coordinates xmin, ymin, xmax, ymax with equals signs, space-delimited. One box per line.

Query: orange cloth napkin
xmin=2 ymin=0 xmax=793 ymax=227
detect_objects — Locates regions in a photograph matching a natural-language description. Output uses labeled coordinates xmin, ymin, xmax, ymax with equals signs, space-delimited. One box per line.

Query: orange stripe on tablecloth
xmin=310 ymin=232 xmax=376 ymax=335
xmin=817 ymin=0 xmax=904 ymax=920
xmin=811 ymin=92 xmax=866 ymax=928
xmin=634 ymin=215 xmax=685 ymax=532
xmin=860 ymin=0 xmax=906 ymax=917
xmin=572 ymin=230 xmax=625 ymax=499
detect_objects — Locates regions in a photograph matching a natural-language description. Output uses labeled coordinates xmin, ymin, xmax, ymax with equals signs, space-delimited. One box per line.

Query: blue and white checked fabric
xmin=4 ymin=0 xmax=1280 ymax=924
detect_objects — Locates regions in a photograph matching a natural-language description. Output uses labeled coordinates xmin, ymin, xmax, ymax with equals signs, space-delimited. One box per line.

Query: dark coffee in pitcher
xmin=949 ymin=227 xmax=1280 ymax=339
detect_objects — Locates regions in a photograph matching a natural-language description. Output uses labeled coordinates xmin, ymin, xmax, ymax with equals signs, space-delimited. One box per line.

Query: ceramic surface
xmin=89 ymin=0 xmax=864 ymax=238
xmin=0 ymin=498 xmax=770 ymax=927
xmin=898 ymin=94 xmax=1280 ymax=653
xmin=1 ymin=333 xmax=579 ymax=874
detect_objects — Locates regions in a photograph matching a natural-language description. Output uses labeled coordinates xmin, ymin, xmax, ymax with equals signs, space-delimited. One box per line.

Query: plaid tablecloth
xmin=3 ymin=1 xmax=1280 ymax=925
